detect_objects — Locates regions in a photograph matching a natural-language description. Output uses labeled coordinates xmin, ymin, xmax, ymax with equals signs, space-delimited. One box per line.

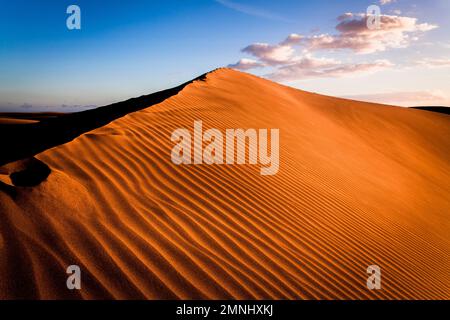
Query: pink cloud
xmin=268 ymin=57 xmax=393 ymax=81
xmin=415 ymin=58 xmax=450 ymax=68
xmin=280 ymin=33 xmax=304 ymax=46
xmin=241 ymin=43 xmax=294 ymax=65
xmin=306 ymin=14 xmax=437 ymax=54
xmin=228 ymin=58 xmax=265 ymax=70
xmin=228 ymin=12 xmax=437 ymax=81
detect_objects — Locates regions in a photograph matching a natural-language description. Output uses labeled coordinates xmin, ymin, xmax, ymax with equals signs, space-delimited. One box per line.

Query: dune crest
xmin=0 ymin=68 xmax=449 ymax=299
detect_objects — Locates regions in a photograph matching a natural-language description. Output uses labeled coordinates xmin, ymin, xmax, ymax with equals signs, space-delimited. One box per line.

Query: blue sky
xmin=0 ymin=0 xmax=449 ymax=111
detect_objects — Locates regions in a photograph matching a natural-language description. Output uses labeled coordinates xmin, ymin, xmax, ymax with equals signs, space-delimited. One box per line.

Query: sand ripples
xmin=0 ymin=69 xmax=449 ymax=299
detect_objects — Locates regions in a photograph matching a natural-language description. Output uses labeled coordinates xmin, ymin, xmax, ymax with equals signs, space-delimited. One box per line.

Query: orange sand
xmin=0 ymin=69 xmax=449 ymax=299
xmin=0 ymin=118 xmax=38 ymax=125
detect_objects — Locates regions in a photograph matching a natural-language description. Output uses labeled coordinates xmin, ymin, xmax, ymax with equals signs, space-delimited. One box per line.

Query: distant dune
xmin=0 ymin=118 xmax=38 ymax=125
xmin=0 ymin=68 xmax=449 ymax=299
xmin=0 ymin=112 xmax=62 ymax=125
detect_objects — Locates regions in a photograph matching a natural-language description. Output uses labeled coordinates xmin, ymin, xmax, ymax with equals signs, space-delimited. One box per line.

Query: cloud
xmin=267 ymin=57 xmax=393 ymax=81
xmin=280 ymin=33 xmax=304 ymax=46
xmin=415 ymin=58 xmax=450 ymax=68
xmin=380 ymin=0 xmax=396 ymax=5
xmin=228 ymin=58 xmax=265 ymax=70
xmin=20 ymin=103 xmax=33 ymax=109
xmin=344 ymin=91 xmax=449 ymax=107
xmin=215 ymin=0 xmax=290 ymax=22
xmin=305 ymin=13 xmax=438 ymax=54
xmin=233 ymin=42 xmax=394 ymax=80
xmin=0 ymin=102 xmax=97 ymax=113
xmin=241 ymin=43 xmax=294 ymax=65
xmin=60 ymin=104 xmax=96 ymax=109
xmin=228 ymin=12 xmax=437 ymax=81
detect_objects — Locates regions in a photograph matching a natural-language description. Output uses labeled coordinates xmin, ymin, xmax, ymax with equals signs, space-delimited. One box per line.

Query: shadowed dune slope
xmin=412 ymin=106 xmax=450 ymax=116
xmin=0 ymin=75 xmax=205 ymax=167
xmin=0 ymin=68 xmax=449 ymax=299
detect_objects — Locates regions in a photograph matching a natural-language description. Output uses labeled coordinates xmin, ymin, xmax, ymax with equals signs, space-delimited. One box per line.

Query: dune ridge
xmin=0 ymin=68 xmax=449 ymax=299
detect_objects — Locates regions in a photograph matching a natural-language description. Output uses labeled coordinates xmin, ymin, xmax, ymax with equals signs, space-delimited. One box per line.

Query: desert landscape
xmin=0 ymin=68 xmax=449 ymax=299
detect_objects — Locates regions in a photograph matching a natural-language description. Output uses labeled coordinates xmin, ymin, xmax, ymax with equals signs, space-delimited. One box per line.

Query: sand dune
xmin=0 ymin=68 xmax=449 ymax=299
xmin=0 ymin=118 xmax=39 ymax=125
xmin=0 ymin=112 xmax=62 ymax=125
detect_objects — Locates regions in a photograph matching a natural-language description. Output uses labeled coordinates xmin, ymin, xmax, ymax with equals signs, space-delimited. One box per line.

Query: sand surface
xmin=0 ymin=69 xmax=449 ymax=299
xmin=0 ymin=118 xmax=38 ymax=125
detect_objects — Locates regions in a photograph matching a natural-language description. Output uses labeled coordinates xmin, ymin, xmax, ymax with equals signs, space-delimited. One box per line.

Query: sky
xmin=0 ymin=0 xmax=449 ymax=112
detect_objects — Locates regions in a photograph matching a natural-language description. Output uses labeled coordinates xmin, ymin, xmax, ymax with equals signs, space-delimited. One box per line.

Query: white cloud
xmin=380 ymin=0 xmax=396 ymax=5
xmin=228 ymin=58 xmax=265 ymax=70
xmin=415 ymin=58 xmax=450 ymax=68
xmin=267 ymin=57 xmax=393 ymax=81
xmin=228 ymin=12 xmax=437 ymax=82
xmin=241 ymin=43 xmax=295 ymax=65
xmin=305 ymin=13 xmax=437 ymax=54
xmin=281 ymin=33 xmax=304 ymax=46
